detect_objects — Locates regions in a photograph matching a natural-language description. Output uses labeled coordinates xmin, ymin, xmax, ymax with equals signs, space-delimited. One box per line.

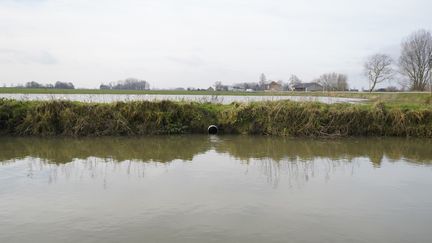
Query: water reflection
xmin=1 ymin=136 xmax=431 ymax=165
xmin=1 ymin=136 xmax=432 ymax=243
xmin=1 ymin=136 xmax=431 ymax=188
xmin=213 ymin=136 xmax=432 ymax=165
xmin=0 ymin=136 xmax=210 ymax=164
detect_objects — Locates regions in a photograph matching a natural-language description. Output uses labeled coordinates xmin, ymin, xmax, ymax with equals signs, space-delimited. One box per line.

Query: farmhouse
xmin=266 ymin=81 xmax=282 ymax=91
xmin=293 ymin=82 xmax=323 ymax=92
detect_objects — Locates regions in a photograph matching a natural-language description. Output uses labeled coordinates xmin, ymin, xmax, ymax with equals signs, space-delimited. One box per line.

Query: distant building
xmin=207 ymin=87 xmax=214 ymax=91
xmin=293 ymin=82 xmax=323 ymax=92
xmin=266 ymin=81 xmax=282 ymax=91
xmin=216 ymin=85 xmax=229 ymax=91
xmin=100 ymin=84 xmax=111 ymax=90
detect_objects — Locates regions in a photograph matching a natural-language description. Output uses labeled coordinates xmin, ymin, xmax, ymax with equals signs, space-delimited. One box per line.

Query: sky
xmin=0 ymin=0 xmax=431 ymax=89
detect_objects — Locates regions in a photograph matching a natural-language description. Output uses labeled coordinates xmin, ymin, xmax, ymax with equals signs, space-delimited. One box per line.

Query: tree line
xmin=364 ymin=29 xmax=432 ymax=92
xmin=100 ymin=78 xmax=150 ymax=90
xmin=23 ymin=81 xmax=75 ymax=89
xmin=7 ymin=78 xmax=151 ymax=91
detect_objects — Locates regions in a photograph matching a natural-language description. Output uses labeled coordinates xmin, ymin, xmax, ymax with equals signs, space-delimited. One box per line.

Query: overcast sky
xmin=1 ymin=0 xmax=431 ymax=89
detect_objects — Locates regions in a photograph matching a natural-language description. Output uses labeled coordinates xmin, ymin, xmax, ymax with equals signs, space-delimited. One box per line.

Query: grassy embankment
xmin=1 ymin=99 xmax=431 ymax=137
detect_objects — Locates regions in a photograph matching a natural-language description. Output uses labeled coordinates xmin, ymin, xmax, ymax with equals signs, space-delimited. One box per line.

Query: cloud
xmin=166 ymin=55 xmax=207 ymax=67
xmin=0 ymin=49 xmax=58 ymax=65
xmin=0 ymin=0 xmax=431 ymax=88
xmin=0 ymin=0 xmax=48 ymax=7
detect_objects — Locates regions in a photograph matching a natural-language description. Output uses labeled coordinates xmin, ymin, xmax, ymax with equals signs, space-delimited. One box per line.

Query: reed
xmin=1 ymin=99 xmax=431 ymax=137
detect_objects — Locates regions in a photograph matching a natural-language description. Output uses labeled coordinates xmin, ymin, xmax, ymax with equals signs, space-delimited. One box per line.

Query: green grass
xmin=1 ymin=99 xmax=431 ymax=137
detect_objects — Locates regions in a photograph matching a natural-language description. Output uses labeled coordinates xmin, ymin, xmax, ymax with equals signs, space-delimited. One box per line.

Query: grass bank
xmin=1 ymin=99 xmax=431 ymax=137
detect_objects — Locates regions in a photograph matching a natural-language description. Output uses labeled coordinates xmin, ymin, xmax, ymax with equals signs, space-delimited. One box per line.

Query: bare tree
xmin=318 ymin=72 xmax=349 ymax=91
xmin=399 ymin=29 xmax=432 ymax=91
xmin=285 ymin=75 xmax=302 ymax=91
xmin=336 ymin=74 xmax=349 ymax=91
xmin=289 ymin=74 xmax=301 ymax=84
xmin=214 ymin=81 xmax=223 ymax=91
xmin=109 ymin=78 xmax=149 ymax=90
xmin=259 ymin=73 xmax=267 ymax=90
xmin=364 ymin=54 xmax=394 ymax=92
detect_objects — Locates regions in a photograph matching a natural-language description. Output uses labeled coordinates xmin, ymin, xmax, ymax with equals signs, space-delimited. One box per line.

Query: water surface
xmin=0 ymin=136 xmax=431 ymax=243
xmin=0 ymin=93 xmax=365 ymax=104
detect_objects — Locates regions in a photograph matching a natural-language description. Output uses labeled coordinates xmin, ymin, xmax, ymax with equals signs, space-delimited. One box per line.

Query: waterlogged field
xmin=0 ymin=93 xmax=365 ymax=104
xmin=1 ymin=136 xmax=432 ymax=243
xmin=1 ymin=88 xmax=431 ymax=107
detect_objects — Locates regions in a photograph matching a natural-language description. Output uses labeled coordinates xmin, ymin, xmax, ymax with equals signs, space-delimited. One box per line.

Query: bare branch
xmin=399 ymin=29 xmax=432 ymax=91
xmin=364 ymin=53 xmax=394 ymax=92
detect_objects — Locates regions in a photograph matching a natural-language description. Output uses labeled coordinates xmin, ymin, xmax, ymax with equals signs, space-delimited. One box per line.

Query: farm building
xmin=293 ymin=82 xmax=323 ymax=92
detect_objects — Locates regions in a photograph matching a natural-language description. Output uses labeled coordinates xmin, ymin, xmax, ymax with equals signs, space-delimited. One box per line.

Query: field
xmin=1 ymin=87 xmax=432 ymax=108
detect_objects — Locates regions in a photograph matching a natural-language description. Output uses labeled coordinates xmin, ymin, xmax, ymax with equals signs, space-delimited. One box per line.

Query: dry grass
xmin=1 ymin=99 xmax=431 ymax=137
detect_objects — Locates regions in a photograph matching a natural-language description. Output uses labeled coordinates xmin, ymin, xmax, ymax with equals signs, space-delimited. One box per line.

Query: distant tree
xmin=233 ymin=82 xmax=260 ymax=91
xmin=364 ymin=54 xmax=394 ymax=92
xmin=287 ymin=75 xmax=302 ymax=91
xmin=386 ymin=86 xmax=399 ymax=92
xmin=214 ymin=81 xmax=224 ymax=91
xmin=318 ymin=73 xmax=349 ymax=91
xmin=111 ymin=78 xmax=150 ymax=90
xmin=259 ymin=73 xmax=267 ymax=83
xmin=288 ymin=75 xmax=302 ymax=85
xmin=54 ymin=81 xmax=75 ymax=89
xmin=99 ymin=84 xmax=111 ymax=90
xmin=24 ymin=81 xmax=54 ymax=89
xmin=259 ymin=73 xmax=267 ymax=90
xmin=336 ymin=74 xmax=349 ymax=91
xmin=282 ymin=83 xmax=290 ymax=91
xmin=399 ymin=29 xmax=432 ymax=91
xmin=25 ymin=81 xmax=45 ymax=89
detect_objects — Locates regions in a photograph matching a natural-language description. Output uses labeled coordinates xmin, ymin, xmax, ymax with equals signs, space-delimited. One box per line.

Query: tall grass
xmin=1 ymin=99 xmax=431 ymax=137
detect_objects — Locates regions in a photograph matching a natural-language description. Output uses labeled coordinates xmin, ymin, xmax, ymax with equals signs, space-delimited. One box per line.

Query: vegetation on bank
xmin=1 ymin=99 xmax=431 ymax=137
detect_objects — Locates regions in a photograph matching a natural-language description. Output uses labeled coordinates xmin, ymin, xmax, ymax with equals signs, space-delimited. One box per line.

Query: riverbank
xmin=1 ymin=99 xmax=431 ymax=137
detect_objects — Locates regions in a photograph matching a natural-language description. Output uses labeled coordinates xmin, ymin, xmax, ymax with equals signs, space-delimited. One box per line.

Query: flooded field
xmin=0 ymin=93 xmax=366 ymax=104
xmin=1 ymin=136 xmax=431 ymax=243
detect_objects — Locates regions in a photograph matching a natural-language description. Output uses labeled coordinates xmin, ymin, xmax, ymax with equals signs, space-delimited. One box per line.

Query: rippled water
xmin=1 ymin=136 xmax=431 ymax=243
xmin=0 ymin=93 xmax=366 ymax=104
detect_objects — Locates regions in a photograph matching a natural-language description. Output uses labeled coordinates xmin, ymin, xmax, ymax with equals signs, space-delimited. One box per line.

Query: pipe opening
xmin=208 ymin=125 xmax=218 ymax=135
